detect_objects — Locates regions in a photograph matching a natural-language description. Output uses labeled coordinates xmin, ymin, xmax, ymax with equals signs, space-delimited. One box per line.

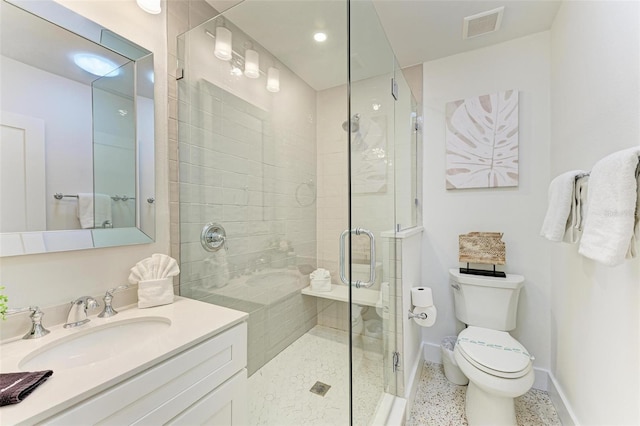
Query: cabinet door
xmin=167 ymin=369 xmax=247 ymax=426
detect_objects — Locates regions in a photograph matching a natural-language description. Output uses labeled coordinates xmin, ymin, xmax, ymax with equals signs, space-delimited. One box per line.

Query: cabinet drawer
xmin=43 ymin=323 xmax=247 ymax=425
xmin=165 ymin=369 xmax=246 ymax=426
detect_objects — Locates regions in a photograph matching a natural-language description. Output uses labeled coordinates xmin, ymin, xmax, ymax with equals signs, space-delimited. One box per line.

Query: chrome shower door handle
xmin=339 ymin=227 xmax=376 ymax=288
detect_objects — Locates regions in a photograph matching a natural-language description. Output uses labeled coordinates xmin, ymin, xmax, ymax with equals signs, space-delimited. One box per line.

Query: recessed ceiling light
xmin=313 ymin=32 xmax=327 ymax=42
xmin=73 ymin=53 xmax=120 ymax=77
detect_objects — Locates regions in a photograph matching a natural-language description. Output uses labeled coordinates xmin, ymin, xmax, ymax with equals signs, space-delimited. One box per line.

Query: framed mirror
xmin=0 ymin=0 xmax=155 ymax=256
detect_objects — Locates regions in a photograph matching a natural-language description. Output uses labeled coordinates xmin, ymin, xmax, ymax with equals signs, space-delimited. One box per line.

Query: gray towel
xmin=0 ymin=370 xmax=53 ymax=406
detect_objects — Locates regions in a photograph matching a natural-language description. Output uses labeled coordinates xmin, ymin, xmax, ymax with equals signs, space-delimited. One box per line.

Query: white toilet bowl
xmin=453 ymin=326 xmax=534 ymax=426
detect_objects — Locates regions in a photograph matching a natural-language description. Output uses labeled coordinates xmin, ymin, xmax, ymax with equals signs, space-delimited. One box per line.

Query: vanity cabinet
xmin=43 ymin=322 xmax=247 ymax=425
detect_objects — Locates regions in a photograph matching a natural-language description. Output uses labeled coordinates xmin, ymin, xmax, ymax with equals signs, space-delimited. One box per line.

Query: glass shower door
xmin=348 ymin=1 xmax=399 ymax=423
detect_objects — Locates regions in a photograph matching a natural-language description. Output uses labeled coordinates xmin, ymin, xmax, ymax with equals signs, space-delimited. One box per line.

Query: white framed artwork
xmin=445 ymin=90 xmax=519 ymax=189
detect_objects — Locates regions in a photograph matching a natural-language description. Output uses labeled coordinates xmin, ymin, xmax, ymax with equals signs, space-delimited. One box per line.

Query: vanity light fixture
xmin=244 ymin=48 xmax=260 ymax=79
xmin=204 ymin=28 xmax=281 ymax=92
xmin=73 ymin=53 xmax=120 ymax=77
xmin=136 ymin=0 xmax=161 ymax=14
xmin=214 ymin=26 xmax=233 ymax=61
xmin=266 ymin=67 xmax=280 ymax=93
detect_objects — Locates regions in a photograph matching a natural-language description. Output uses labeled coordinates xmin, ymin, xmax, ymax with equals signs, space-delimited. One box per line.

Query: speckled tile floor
xmin=407 ymin=362 xmax=562 ymax=426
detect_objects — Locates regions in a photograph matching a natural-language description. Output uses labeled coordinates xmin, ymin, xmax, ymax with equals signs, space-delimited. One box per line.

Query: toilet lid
xmin=457 ymin=327 xmax=532 ymax=376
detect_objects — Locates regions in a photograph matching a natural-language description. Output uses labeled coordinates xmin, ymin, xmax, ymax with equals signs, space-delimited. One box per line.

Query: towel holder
xmin=54 ymin=193 xmax=155 ymax=203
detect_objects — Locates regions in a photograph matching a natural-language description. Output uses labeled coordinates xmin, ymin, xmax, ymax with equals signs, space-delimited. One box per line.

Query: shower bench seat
xmin=301 ymin=284 xmax=380 ymax=307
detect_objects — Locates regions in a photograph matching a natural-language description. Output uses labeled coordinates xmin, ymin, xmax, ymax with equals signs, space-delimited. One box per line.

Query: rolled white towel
xmin=579 ymin=147 xmax=640 ymax=266
xmin=540 ymin=170 xmax=587 ymax=242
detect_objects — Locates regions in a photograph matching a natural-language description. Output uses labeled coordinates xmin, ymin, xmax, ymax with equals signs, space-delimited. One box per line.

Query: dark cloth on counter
xmin=0 ymin=370 xmax=53 ymax=406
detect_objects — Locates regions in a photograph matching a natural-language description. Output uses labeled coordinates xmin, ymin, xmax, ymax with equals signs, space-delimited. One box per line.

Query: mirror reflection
xmin=0 ymin=0 xmax=155 ymax=256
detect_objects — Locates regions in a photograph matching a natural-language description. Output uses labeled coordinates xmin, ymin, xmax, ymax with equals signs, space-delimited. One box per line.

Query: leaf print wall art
xmin=445 ymin=90 xmax=519 ymax=189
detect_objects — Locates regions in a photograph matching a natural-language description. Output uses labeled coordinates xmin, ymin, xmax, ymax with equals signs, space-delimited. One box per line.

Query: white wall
xmin=421 ymin=32 xmax=552 ymax=370
xmin=1 ymin=56 xmax=93 ymax=230
xmin=549 ymin=2 xmax=640 ymax=424
xmin=0 ymin=0 xmax=168 ymax=308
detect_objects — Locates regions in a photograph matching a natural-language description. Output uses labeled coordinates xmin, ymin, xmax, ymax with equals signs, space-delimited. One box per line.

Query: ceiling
xmin=207 ymin=0 xmax=561 ymax=91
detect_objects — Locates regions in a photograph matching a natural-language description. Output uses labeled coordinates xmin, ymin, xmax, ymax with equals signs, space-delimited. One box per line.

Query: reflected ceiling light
xmin=313 ymin=32 xmax=327 ymax=42
xmin=266 ymin=67 xmax=280 ymax=93
xmin=244 ymin=48 xmax=260 ymax=79
xmin=73 ymin=53 xmax=120 ymax=77
xmin=136 ymin=0 xmax=161 ymax=14
xmin=214 ymin=26 xmax=232 ymax=61
xmin=229 ymin=57 xmax=243 ymax=76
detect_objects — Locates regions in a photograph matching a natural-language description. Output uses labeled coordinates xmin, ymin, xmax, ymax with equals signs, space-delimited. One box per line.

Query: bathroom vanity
xmin=0 ymin=297 xmax=248 ymax=425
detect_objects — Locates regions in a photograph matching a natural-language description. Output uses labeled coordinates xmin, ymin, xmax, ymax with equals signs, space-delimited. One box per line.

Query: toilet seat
xmin=457 ymin=326 xmax=533 ymax=379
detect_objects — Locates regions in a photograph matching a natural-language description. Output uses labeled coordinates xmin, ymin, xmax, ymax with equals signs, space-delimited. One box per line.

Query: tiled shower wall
xmin=167 ymin=0 xmax=318 ymax=374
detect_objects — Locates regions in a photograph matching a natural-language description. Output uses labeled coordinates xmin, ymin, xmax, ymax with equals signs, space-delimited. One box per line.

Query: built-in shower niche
xmin=178 ymin=79 xmax=318 ymax=375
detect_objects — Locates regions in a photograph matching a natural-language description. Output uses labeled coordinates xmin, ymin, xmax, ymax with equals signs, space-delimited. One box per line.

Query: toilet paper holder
xmin=408 ymin=309 xmax=428 ymax=320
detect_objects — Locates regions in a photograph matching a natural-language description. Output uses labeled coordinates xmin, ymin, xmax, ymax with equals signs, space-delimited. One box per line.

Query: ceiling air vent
xmin=463 ymin=6 xmax=504 ymax=39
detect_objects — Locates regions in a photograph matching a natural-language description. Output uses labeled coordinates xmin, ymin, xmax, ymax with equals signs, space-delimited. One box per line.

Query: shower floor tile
xmin=247 ymin=325 xmax=384 ymax=426
xmin=407 ymin=362 xmax=562 ymax=426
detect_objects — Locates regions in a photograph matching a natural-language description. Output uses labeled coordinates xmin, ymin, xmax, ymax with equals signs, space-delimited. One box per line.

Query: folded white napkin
xmin=310 ymin=268 xmax=331 ymax=292
xmin=137 ymin=278 xmax=174 ymax=309
xmin=579 ymin=147 xmax=640 ymax=266
xmin=310 ymin=268 xmax=330 ymax=280
xmin=540 ymin=170 xmax=587 ymax=242
xmin=77 ymin=193 xmax=112 ymax=229
xmin=129 ymin=254 xmax=180 ymax=308
xmin=128 ymin=253 xmax=180 ymax=283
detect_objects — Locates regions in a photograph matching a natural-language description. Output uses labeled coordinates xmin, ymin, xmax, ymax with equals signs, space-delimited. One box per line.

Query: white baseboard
xmin=547 ymin=371 xmax=579 ymax=426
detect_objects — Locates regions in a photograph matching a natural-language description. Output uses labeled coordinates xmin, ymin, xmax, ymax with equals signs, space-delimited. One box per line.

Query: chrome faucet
xmin=6 ymin=306 xmax=50 ymax=339
xmin=64 ymin=296 xmax=99 ymax=328
xmin=98 ymin=285 xmax=129 ymax=318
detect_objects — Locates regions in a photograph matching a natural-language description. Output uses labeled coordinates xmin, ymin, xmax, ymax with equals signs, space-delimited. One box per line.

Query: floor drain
xmin=309 ymin=381 xmax=331 ymax=397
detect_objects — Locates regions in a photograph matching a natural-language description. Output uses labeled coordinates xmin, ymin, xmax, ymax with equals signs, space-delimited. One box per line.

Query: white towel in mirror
xmin=77 ymin=193 xmax=112 ymax=229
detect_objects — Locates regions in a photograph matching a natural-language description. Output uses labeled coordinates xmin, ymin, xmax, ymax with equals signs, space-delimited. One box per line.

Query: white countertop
xmin=0 ymin=297 xmax=248 ymax=425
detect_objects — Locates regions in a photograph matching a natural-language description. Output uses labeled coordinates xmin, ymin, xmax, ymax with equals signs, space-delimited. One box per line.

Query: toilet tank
xmin=449 ymin=268 xmax=524 ymax=331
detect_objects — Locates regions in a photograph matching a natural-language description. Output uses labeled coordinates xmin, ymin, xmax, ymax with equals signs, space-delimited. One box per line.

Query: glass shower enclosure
xmin=177 ymin=0 xmax=419 ymax=423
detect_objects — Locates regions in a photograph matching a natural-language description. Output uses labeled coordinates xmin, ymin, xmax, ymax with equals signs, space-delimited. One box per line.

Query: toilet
xmin=449 ymin=269 xmax=535 ymax=426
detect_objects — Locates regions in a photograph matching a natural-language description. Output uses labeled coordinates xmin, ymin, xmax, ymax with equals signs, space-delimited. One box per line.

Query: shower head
xmin=342 ymin=113 xmax=360 ymax=133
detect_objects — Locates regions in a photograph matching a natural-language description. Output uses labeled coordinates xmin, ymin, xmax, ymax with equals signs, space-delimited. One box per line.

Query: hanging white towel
xmin=579 ymin=147 xmax=640 ymax=266
xmin=540 ymin=170 xmax=588 ymax=242
xmin=77 ymin=193 xmax=112 ymax=229
xmin=563 ymin=176 xmax=589 ymax=243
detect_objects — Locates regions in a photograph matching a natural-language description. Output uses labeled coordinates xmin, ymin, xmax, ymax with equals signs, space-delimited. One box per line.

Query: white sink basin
xmin=19 ymin=317 xmax=171 ymax=371
xmin=245 ymin=271 xmax=299 ymax=288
